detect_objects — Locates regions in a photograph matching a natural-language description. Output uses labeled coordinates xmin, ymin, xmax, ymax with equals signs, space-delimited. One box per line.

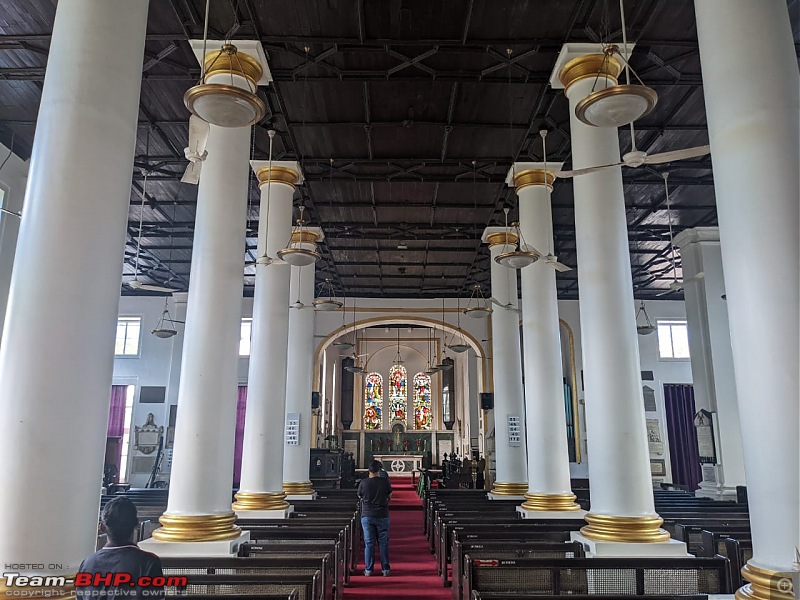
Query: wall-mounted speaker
xmin=311 ymin=391 xmax=321 ymax=409
xmin=480 ymin=392 xmax=494 ymax=410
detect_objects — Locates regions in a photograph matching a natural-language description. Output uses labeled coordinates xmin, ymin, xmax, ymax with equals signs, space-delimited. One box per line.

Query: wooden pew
xmin=699 ymin=528 xmax=750 ymax=558
xmin=241 ymin=542 xmax=345 ymax=593
xmin=461 ymin=556 xmax=731 ymax=600
xmin=449 ymin=540 xmax=584 ymax=600
xmin=162 ymin=556 xmax=337 ymax=600
xmin=164 ymin=572 xmax=321 ymax=600
xmin=723 ymin=537 xmax=754 ymax=590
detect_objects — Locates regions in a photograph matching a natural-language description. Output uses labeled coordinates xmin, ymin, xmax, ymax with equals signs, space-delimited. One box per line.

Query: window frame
xmin=656 ymin=319 xmax=691 ymax=361
xmin=114 ymin=316 xmax=143 ymax=358
xmin=239 ymin=318 xmax=253 ymax=357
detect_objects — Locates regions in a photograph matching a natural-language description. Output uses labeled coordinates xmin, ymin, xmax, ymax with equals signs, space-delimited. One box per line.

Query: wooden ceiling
xmin=1 ymin=0 xmax=798 ymax=299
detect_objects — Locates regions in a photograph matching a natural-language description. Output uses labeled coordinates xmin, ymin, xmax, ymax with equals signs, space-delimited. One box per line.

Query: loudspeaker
xmin=311 ymin=391 xmax=321 ymax=409
xmin=480 ymin=392 xmax=494 ymax=410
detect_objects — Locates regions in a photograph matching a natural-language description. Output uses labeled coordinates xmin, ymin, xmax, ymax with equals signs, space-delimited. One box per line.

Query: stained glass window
xmin=413 ymin=372 xmax=432 ymax=430
xmin=388 ymin=364 xmax=407 ymax=424
xmin=363 ymin=372 xmax=383 ymax=430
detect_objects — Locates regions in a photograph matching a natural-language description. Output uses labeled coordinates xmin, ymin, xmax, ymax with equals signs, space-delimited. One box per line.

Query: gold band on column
xmin=255 ymin=166 xmax=300 ymax=189
xmin=232 ymin=491 xmax=290 ymax=511
xmin=579 ymin=513 xmax=670 ymax=543
xmin=150 ymin=512 xmax=241 ymax=542
xmin=0 ymin=579 xmax=76 ymax=599
xmin=283 ymin=481 xmax=315 ymax=495
xmin=513 ymin=169 xmax=556 ymax=192
xmin=521 ymin=492 xmax=582 ymax=511
xmin=491 ymin=482 xmax=529 ymax=496
xmin=735 ymin=563 xmax=795 ymax=600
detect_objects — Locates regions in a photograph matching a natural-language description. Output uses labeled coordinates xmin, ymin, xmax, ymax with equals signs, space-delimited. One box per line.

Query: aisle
xmin=344 ymin=480 xmax=451 ymax=599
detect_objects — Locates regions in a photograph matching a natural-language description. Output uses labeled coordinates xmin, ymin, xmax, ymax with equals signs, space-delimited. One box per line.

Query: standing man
xmin=358 ymin=460 xmax=392 ymax=576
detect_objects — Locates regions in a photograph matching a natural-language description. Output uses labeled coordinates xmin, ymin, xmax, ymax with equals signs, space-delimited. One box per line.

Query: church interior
xmin=0 ymin=1 xmax=798 ymax=599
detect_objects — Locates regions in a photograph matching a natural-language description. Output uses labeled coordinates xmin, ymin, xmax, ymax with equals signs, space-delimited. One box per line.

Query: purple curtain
xmin=107 ymin=385 xmax=128 ymax=472
xmin=663 ymin=384 xmax=702 ymax=491
xmin=233 ymin=386 xmax=248 ymax=487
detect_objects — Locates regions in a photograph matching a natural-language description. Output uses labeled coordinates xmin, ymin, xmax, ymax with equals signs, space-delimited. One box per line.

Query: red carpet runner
xmin=345 ymin=480 xmax=451 ymax=599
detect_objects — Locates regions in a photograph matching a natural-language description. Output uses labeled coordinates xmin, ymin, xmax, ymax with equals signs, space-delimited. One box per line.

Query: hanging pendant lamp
xmin=447 ymin=298 xmax=471 ymax=353
xmin=493 ymin=208 xmax=539 ymax=269
xmin=314 ymin=278 xmax=343 ymax=311
xmin=151 ymin=299 xmax=183 ymax=339
xmin=277 ymin=206 xmax=321 ymax=266
xmin=636 ymin=300 xmax=656 ymax=335
xmin=464 ymin=284 xmax=493 ymax=319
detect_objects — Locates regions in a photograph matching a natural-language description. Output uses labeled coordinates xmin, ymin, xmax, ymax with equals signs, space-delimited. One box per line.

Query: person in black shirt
xmin=357 ymin=460 xmax=392 ymax=576
xmin=77 ymin=497 xmax=164 ymax=598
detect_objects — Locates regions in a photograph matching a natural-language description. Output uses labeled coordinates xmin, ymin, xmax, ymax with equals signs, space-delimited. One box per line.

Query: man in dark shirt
xmin=357 ymin=460 xmax=392 ymax=576
xmin=77 ymin=497 xmax=164 ymax=598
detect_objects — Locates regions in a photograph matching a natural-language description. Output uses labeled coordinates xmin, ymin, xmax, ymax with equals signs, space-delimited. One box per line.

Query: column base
xmin=488 ymin=492 xmax=524 ymax=500
xmin=139 ymin=531 xmax=250 ymax=557
xmin=579 ymin=512 xmax=671 ymax=543
xmin=570 ymin=532 xmax=689 ymax=558
xmin=150 ymin=512 xmax=243 ymax=543
xmin=490 ymin=481 xmax=528 ymax=498
xmin=735 ymin=563 xmax=796 ymax=600
xmin=517 ymin=506 xmax=587 ymax=520
xmin=520 ymin=492 xmax=583 ymax=511
xmin=696 ymin=482 xmax=739 ymax=502
xmin=232 ymin=490 xmax=290 ymax=511
xmin=283 ymin=481 xmax=314 ymax=496
xmin=235 ymin=506 xmax=294 ymax=519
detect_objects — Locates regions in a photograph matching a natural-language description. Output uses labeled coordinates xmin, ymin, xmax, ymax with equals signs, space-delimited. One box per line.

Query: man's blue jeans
xmin=361 ymin=516 xmax=390 ymax=573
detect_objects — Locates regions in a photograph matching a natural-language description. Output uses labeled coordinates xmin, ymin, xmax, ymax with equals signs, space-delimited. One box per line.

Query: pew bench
xmin=163 ymin=572 xmax=321 ymax=600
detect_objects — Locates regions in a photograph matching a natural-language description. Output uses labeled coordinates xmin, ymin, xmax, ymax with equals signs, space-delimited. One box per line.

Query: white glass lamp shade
xmin=575 ymin=84 xmax=658 ymax=128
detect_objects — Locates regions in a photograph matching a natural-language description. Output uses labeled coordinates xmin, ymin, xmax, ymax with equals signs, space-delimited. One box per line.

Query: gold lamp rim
xmin=313 ymin=299 xmax=344 ymax=311
xmin=575 ymin=83 xmax=658 ymax=128
xmin=464 ymin=306 xmax=493 ymax=318
xmin=494 ymin=249 xmax=539 ymax=269
xmin=276 ymin=247 xmax=321 ymax=265
xmin=183 ymin=83 xmax=267 ymax=127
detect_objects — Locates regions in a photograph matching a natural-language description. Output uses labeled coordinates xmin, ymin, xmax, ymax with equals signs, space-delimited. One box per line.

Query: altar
xmin=373 ymin=454 xmax=424 ymax=476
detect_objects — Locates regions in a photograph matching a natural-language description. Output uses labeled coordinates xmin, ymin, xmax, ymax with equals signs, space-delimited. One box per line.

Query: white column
xmin=510 ymin=165 xmax=583 ymax=517
xmin=0 ymin=0 xmax=148 ymax=589
xmin=674 ymin=228 xmax=746 ymax=501
xmin=694 ymin=1 xmax=799 ymax=594
xmin=482 ymin=228 xmax=528 ymax=498
xmin=233 ymin=163 xmax=300 ymax=517
xmin=283 ymin=248 xmax=320 ymax=498
xmin=142 ymin=125 xmax=251 ymax=554
xmin=554 ymin=47 xmax=675 ymax=550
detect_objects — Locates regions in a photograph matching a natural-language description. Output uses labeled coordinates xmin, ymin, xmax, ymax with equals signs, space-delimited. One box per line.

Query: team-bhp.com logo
xmin=3 ymin=572 xmax=187 ymax=595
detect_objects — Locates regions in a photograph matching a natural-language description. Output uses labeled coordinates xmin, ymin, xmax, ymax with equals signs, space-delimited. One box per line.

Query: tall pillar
xmin=509 ymin=165 xmax=583 ymax=517
xmin=553 ymin=46 xmax=678 ymax=553
xmin=233 ymin=162 xmax=301 ymax=518
xmin=482 ymin=227 xmax=528 ymax=498
xmin=142 ymin=124 xmax=252 ymax=555
xmin=694 ymin=2 xmax=799 ymax=596
xmin=283 ymin=229 xmax=323 ymax=499
xmin=0 ymin=0 xmax=149 ymax=593
xmin=674 ymin=228 xmax=746 ymax=501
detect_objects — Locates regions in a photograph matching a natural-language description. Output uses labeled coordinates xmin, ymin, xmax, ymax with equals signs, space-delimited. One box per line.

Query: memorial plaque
xmin=438 ymin=440 xmax=452 ymax=463
xmin=286 ymin=412 xmax=300 ymax=446
xmin=694 ymin=409 xmax=717 ymax=463
xmin=643 ymin=385 xmax=657 ymax=412
xmin=507 ymin=414 xmax=521 ymax=447
xmin=646 ymin=419 xmax=664 ymax=456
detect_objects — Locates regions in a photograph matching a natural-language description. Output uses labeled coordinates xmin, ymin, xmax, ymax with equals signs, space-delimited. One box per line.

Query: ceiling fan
xmin=656 ymin=172 xmax=704 ymax=296
xmin=490 ymin=297 xmax=519 ymax=313
xmin=180 ymin=115 xmax=210 ymax=185
xmin=555 ymin=144 xmax=710 ymax=179
xmin=125 ymin=142 xmax=179 ymax=294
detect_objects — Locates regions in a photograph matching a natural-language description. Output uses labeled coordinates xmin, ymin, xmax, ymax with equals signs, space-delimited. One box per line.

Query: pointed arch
xmin=363 ymin=372 xmax=383 ymax=430
xmin=413 ymin=372 xmax=432 ymax=430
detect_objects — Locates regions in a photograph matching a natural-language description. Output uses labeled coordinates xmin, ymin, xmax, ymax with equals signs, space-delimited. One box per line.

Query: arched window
xmin=363 ymin=372 xmax=383 ymax=430
xmin=413 ymin=372 xmax=432 ymax=430
xmin=388 ymin=364 xmax=407 ymax=424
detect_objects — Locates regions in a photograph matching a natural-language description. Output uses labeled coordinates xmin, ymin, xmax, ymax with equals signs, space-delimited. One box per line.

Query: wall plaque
xmin=286 ymin=412 xmax=300 ymax=446
xmin=694 ymin=409 xmax=717 ymax=463
xmin=643 ymin=385 xmax=657 ymax=412
xmin=646 ymin=419 xmax=664 ymax=456
xmin=507 ymin=415 xmax=521 ymax=447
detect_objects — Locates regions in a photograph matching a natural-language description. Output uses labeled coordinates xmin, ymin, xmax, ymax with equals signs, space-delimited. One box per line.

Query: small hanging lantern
xmin=277 ymin=206 xmax=321 ymax=267
xmin=313 ymin=278 xmax=343 ymax=311
xmin=463 ymin=284 xmax=493 ymax=319
xmin=151 ymin=299 xmax=182 ymax=339
xmin=636 ymin=300 xmax=656 ymax=335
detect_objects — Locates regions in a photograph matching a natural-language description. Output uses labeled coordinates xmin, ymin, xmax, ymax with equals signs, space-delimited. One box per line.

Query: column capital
xmin=250 ymin=161 xmax=304 ymax=187
xmin=171 ymin=292 xmax=189 ymax=304
xmin=482 ymin=227 xmax=517 ymax=247
xmin=673 ymin=227 xmax=721 ymax=249
xmin=188 ymin=40 xmax=272 ymax=86
xmin=549 ymin=43 xmax=630 ymax=90
xmin=291 ymin=226 xmax=325 ymax=244
xmin=506 ymin=162 xmax=564 ymax=190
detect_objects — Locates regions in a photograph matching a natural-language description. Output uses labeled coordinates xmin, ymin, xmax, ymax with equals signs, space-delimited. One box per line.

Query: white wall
xmin=0 ymin=143 xmax=29 ymax=342
xmin=110 ymin=295 xmax=692 ymax=485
